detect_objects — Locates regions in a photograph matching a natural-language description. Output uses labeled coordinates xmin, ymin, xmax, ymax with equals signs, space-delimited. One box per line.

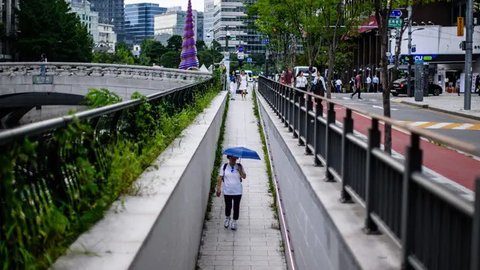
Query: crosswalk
xmin=397 ymin=121 xmax=480 ymax=130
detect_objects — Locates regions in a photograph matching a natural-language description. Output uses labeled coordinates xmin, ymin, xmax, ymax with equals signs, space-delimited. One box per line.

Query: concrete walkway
xmin=196 ymin=92 xmax=287 ymax=270
xmin=393 ymin=93 xmax=480 ymax=120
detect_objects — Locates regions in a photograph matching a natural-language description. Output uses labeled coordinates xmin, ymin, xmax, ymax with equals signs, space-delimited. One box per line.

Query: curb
xmin=399 ymin=100 xmax=480 ymax=121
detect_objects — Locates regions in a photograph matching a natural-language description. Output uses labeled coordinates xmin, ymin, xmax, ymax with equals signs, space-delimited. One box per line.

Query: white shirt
xmin=372 ymin=76 xmax=379 ymax=84
xmin=219 ymin=163 xmax=243 ymax=195
xmin=295 ymin=76 xmax=307 ymax=88
xmin=239 ymin=74 xmax=247 ymax=90
xmin=335 ymin=79 xmax=342 ymax=86
xmin=366 ymin=76 xmax=372 ymax=84
xmin=319 ymin=76 xmax=326 ymax=89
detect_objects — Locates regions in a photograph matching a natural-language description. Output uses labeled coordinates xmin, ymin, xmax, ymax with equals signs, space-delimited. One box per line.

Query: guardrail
xmin=0 ymin=78 xmax=214 ymax=267
xmin=257 ymin=76 xmax=480 ymax=270
xmin=0 ymin=62 xmax=212 ymax=82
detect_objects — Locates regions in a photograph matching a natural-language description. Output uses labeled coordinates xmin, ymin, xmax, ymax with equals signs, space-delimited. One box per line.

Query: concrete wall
xmin=256 ymin=95 xmax=400 ymax=270
xmin=53 ymin=91 xmax=227 ymax=270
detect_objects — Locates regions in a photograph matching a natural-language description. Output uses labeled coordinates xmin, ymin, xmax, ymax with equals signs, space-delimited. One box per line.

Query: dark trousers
xmin=351 ymin=87 xmax=361 ymax=98
xmin=224 ymin=195 xmax=242 ymax=220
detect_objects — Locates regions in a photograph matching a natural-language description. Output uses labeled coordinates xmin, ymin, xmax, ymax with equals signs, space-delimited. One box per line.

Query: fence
xmin=0 ymin=78 xmax=214 ymax=267
xmin=258 ymin=76 xmax=480 ymax=270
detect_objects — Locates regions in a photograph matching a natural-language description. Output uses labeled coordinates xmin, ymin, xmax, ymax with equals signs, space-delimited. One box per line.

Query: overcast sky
xmin=124 ymin=0 xmax=205 ymax=12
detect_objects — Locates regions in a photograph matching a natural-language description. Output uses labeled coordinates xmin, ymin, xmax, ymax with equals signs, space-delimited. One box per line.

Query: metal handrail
xmin=257 ymin=76 xmax=480 ymax=270
xmin=266 ymin=77 xmax=479 ymax=157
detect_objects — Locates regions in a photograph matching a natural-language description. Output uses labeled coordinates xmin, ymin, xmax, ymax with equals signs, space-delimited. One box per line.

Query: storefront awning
xmin=358 ymin=15 xmax=378 ymax=34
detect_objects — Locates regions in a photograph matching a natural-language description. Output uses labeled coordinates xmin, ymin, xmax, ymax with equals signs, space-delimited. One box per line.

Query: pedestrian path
xmin=196 ymin=91 xmax=287 ymax=270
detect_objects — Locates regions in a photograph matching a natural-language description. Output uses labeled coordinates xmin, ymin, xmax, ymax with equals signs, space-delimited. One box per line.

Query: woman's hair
xmin=297 ymin=71 xmax=303 ymax=77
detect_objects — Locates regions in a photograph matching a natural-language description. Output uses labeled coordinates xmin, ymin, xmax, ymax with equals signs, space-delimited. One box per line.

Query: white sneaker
xmin=224 ymin=217 xmax=231 ymax=228
xmin=230 ymin=220 xmax=237 ymax=230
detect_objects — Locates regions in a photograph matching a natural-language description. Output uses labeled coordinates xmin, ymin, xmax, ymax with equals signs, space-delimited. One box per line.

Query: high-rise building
xmin=97 ymin=23 xmax=117 ymax=53
xmin=89 ymin=0 xmax=125 ymax=42
xmin=212 ymin=0 xmax=264 ymax=54
xmin=124 ymin=3 xmax=167 ymax=44
xmin=203 ymin=0 xmax=215 ymax=45
xmin=154 ymin=8 xmax=201 ymax=45
xmin=0 ymin=0 xmax=19 ymax=61
xmin=66 ymin=0 xmax=99 ymax=44
xmin=197 ymin=12 xmax=204 ymax=42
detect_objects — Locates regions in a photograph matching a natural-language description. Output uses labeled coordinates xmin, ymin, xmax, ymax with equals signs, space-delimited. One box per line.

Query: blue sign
xmin=390 ymin=9 xmax=402 ymax=18
xmin=247 ymin=57 xmax=252 ymax=63
xmin=238 ymin=45 xmax=244 ymax=52
xmin=262 ymin=39 xmax=270 ymax=45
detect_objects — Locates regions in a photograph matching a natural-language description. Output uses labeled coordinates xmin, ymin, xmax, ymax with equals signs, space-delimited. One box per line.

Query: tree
xmin=159 ymin=51 xmax=180 ymax=68
xmin=196 ymin=40 xmax=207 ymax=51
xmin=167 ymin=35 xmax=183 ymax=51
xmin=17 ymin=0 xmax=93 ymax=62
xmin=139 ymin=39 xmax=167 ymax=65
xmin=373 ymin=0 xmax=448 ymax=153
xmin=113 ymin=42 xmax=135 ymax=64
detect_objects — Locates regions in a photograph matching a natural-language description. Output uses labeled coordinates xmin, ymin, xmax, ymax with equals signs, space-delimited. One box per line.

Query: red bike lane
xmin=329 ymin=106 xmax=480 ymax=190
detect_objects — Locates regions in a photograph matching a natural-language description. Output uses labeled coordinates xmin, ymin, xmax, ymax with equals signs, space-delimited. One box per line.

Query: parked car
xmin=391 ymin=78 xmax=442 ymax=96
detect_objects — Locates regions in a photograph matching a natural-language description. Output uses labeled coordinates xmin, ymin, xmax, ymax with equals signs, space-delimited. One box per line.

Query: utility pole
xmin=407 ymin=5 xmax=413 ymax=97
xmin=464 ymin=0 xmax=473 ymax=110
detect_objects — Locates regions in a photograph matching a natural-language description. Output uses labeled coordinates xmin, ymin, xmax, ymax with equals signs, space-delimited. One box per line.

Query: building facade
xmin=0 ymin=0 xmax=19 ymax=61
xmin=211 ymin=0 xmax=264 ymax=54
xmin=203 ymin=0 xmax=215 ymax=45
xmin=197 ymin=12 xmax=204 ymax=42
xmin=89 ymin=0 xmax=125 ymax=42
xmin=67 ymin=0 xmax=99 ymax=44
xmin=124 ymin=3 xmax=167 ymax=45
xmin=97 ymin=23 xmax=117 ymax=53
xmin=154 ymin=7 xmax=201 ymax=45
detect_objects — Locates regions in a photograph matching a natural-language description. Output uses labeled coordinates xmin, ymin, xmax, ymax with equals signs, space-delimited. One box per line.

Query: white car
xmin=293 ymin=66 xmax=317 ymax=78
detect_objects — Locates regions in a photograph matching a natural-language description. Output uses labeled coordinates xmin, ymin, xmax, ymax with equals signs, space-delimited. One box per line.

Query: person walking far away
xmin=295 ymin=71 xmax=307 ymax=91
xmin=216 ymin=155 xmax=246 ymax=230
xmin=349 ymin=77 xmax=355 ymax=93
xmin=366 ymin=75 xmax=372 ymax=92
xmin=456 ymin=77 xmax=461 ymax=96
xmin=40 ymin=53 xmax=47 ymax=77
xmin=283 ymin=68 xmax=293 ymax=87
xmin=351 ymin=72 xmax=363 ymax=99
xmin=229 ymin=71 xmax=237 ymax=100
xmin=372 ymin=74 xmax=379 ymax=92
xmin=335 ymin=78 xmax=342 ymax=93
xmin=238 ymin=70 xmax=248 ymax=101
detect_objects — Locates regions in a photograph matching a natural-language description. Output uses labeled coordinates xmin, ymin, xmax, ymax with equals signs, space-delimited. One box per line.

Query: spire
xmin=179 ymin=0 xmax=199 ymax=70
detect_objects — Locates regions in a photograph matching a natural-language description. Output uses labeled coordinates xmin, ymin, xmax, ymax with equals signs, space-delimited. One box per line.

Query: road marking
xmin=372 ymin=105 xmax=398 ymax=111
xmin=399 ymin=121 xmax=480 ymax=130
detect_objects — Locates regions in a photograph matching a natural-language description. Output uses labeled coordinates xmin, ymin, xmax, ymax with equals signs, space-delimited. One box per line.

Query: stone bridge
xmin=0 ymin=62 xmax=212 ymax=128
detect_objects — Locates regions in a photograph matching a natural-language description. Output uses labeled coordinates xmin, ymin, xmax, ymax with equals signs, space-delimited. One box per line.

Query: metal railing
xmin=258 ymin=76 xmax=480 ymax=270
xmin=0 ymin=78 xmax=214 ymax=266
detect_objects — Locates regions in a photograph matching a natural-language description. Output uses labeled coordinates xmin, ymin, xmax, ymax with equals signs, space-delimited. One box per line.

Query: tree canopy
xmin=16 ymin=0 xmax=93 ymax=62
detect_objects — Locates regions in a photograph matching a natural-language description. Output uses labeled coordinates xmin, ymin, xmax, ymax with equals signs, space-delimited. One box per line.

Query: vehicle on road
xmin=391 ymin=78 xmax=442 ymax=96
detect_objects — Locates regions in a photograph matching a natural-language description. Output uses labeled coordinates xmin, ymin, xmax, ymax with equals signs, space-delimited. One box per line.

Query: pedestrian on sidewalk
xmin=229 ymin=71 xmax=237 ymax=100
xmin=216 ymin=155 xmax=247 ymax=231
xmin=238 ymin=70 xmax=248 ymax=101
xmin=456 ymin=77 xmax=461 ymax=96
xmin=366 ymin=75 xmax=372 ymax=92
xmin=335 ymin=78 xmax=343 ymax=93
xmin=351 ymin=72 xmax=363 ymax=99
xmin=475 ymin=75 xmax=480 ymax=95
xmin=372 ymin=74 xmax=379 ymax=92
xmin=349 ymin=77 xmax=355 ymax=93
xmin=295 ymin=70 xmax=307 ymax=91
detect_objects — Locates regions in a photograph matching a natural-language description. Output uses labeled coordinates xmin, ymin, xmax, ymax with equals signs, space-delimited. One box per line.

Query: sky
xmin=124 ymin=0 xmax=204 ymax=12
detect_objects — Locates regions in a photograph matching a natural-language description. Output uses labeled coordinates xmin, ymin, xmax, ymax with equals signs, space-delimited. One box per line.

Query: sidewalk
xmin=393 ymin=93 xmax=480 ymax=120
xmin=196 ymin=93 xmax=287 ymax=270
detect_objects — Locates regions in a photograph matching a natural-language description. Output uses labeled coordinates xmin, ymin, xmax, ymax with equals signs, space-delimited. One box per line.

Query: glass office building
xmin=90 ymin=0 xmax=125 ymax=42
xmin=125 ymin=3 xmax=167 ymax=44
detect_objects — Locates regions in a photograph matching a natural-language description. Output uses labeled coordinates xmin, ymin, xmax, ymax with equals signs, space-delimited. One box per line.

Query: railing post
xmin=313 ymin=98 xmax=323 ymax=166
xmin=340 ymin=109 xmax=353 ymax=203
xmin=325 ymin=102 xmax=335 ymax=181
xmin=364 ymin=118 xmax=381 ymax=233
xmin=292 ymin=90 xmax=298 ymax=137
xmin=400 ymin=133 xmax=422 ymax=269
xmin=297 ymin=92 xmax=304 ymax=145
xmin=280 ymin=85 xmax=285 ymax=123
xmin=305 ymin=94 xmax=312 ymax=154
xmin=471 ymin=178 xmax=480 ymax=270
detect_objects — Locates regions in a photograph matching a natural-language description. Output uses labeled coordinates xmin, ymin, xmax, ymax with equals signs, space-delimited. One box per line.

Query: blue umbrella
xmin=223 ymin=146 xmax=261 ymax=160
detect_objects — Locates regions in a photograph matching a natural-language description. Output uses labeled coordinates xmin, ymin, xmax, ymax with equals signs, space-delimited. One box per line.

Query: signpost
xmin=388 ymin=18 xmax=402 ymax=28
xmin=390 ymin=9 xmax=403 ymax=18
xmin=247 ymin=57 xmax=252 ymax=63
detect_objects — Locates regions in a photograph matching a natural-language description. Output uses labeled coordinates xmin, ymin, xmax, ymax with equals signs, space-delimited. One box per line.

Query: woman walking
xmin=216 ymin=155 xmax=246 ymax=230
xmin=295 ymin=71 xmax=307 ymax=91
xmin=238 ymin=70 xmax=248 ymax=100
xmin=229 ymin=71 xmax=237 ymax=100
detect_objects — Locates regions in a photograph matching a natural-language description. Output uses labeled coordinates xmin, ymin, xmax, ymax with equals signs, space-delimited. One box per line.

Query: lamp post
xmin=407 ymin=5 xmax=413 ymax=97
xmin=464 ymin=0 xmax=473 ymax=110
